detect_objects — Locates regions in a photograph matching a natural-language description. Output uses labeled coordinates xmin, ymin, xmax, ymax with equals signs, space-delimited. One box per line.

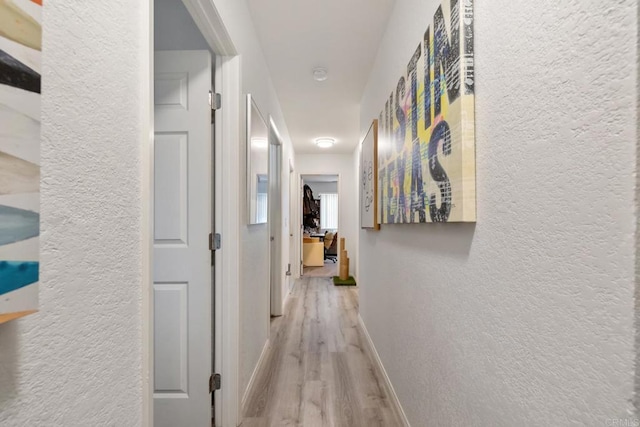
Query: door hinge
xmin=209 ymin=91 xmax=221 ymax=124
xmin=209 ymin=91 xmax=222 ymax=110
xmin=210 ymin=373 xmax=221 ymax=392
xmin=209 ymin=233 xmax=221 ymax=250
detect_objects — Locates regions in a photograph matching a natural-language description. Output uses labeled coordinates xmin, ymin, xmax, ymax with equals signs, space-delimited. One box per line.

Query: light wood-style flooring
xmin=241 ymin=277 xmax=404 ymax=427
xmin=303 ymin=261 xmax=338 ymax=277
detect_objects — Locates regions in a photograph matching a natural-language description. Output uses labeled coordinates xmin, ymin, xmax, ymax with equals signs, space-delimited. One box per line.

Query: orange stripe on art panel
xmin=30 ymin=0 xmax=42 ymax=5
xmin=0 ymin=310 xmax=38 ymax=324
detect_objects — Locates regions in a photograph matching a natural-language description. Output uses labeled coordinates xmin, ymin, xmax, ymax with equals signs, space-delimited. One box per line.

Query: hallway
xmin=241 ymin=277 xmax=404 ymax=427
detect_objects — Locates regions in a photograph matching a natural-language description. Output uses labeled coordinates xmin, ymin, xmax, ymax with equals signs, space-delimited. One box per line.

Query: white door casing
xmin=269 ymin=121 xmax=283 ymax=317
xmin=299 ymin=175 xmax=304 ymax=277
xmin=153 ymin=50 xmax=213 ymax=427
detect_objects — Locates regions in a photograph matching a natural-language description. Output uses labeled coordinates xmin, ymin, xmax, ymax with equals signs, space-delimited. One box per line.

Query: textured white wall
xmin=211 ymin=0 xmax=296 ymax=398
xmin=359 ymin=0 xmax=638 ymax=425
xmin=296 ymin=154 xmax=358 ymax=278
xmin=0 ymin=1 xmax=145 ymax=426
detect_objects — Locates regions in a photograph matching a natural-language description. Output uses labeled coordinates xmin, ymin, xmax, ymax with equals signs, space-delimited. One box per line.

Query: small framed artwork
xmin=360 ymin=119 xmax=379 ymax=230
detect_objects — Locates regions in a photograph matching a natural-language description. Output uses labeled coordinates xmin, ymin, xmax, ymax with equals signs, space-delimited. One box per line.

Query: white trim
xmin=142 ymin=0 xmax=154 ymax=426
xmin=269 ymin=117 xmax=284 ymax=317
xmin=296 ymin=173 xmax=303 ymax=277
xmin=357 ymin=314 xmax=411 ymax=426
xmin=287 ymin=161 xmax=297 ymax=288
xmin=182 ymin=2 xmax=240 ymax=424
xmin=297 ymin=173 xmax=343 ymax=277
xmin=336 ymin=173 xmax=342 ymax=275
xmin=215 ymin=55 xmax=241 ymax=427
xmin=241 ymin=338 xmax=270 ymax=413
xmin=181 ymin=0 xmax=236 ymax=56
xmin=183 ymin=0 xmax=241 ymax=427
xmin=147 ymin=1 xmax=240 ymax=426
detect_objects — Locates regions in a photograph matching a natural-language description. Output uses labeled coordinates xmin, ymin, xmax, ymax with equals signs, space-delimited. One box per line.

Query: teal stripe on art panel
xmin=0 ymin=205 xmax=39 ymax=246
xmin=0 ymin=261 xmax=38 ymax=295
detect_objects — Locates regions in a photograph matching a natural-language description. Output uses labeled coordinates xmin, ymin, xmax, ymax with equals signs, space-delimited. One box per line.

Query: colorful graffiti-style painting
xmin=0 ymin=0 xmax=41 ymax=323
xmin=378 ymin=0 xmax=475 ymax=224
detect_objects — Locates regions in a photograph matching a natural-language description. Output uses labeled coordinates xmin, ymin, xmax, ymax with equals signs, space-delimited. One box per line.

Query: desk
xmin=303 ymin=242 xmax=324 ymax=266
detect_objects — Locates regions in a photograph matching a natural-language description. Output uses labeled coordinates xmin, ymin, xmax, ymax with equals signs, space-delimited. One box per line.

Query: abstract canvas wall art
xmin=377 ymin=0 xmax=475 ymax=223
xmin=0 ymin=0 xmax=41 ymax=323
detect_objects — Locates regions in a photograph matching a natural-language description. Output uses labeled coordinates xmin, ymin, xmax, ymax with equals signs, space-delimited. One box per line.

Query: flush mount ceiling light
xmin=312 ymin=67 xmax=328 ymax=82
xmin=314 ymin=137 xmax=335 ymax=148
xmin=251 ymin=137 xmax=268 ymax=149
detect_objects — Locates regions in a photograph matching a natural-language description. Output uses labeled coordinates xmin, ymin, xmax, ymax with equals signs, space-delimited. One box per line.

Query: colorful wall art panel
xmin=0 ymin=0 xmax=41 ymax=324
xmin=377 ymin=0 xmax=475 ymax=223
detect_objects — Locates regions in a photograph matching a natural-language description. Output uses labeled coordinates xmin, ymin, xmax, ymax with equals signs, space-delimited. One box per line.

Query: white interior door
xmin=154 ymin=50 xmax=213 ymax=427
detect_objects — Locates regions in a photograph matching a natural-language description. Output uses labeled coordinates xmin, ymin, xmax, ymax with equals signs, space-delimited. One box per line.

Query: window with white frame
xmin=256 ymin=193 xmax=268 ymax=223
xmin=320 ymin=193 xmax=338 ymax=230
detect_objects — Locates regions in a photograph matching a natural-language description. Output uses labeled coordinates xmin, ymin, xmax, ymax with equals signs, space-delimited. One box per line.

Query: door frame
xmin=297 ymin=174 xmax=304 ymax=277
xmin=297 ymin=174 xmax=341 ymax=278
xmin=288 ymin=159 xmax=296 ymax=290
xmin=143 ymin=1 xmax=241 ymax=426
xmin=269 ymin=117 xmax=283 ymax=317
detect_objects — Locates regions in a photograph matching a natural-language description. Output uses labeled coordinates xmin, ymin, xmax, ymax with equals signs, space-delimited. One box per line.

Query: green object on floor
xmin=333 ymin=276 xmax=356 ymax=286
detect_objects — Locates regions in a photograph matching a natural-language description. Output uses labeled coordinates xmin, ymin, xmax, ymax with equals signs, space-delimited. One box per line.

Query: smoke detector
xmin=312 ymin=67 xmax=328 ymax=82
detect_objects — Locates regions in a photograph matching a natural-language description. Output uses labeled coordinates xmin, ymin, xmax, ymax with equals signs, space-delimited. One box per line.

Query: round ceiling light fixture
xmin=314 ymin=137 xmax=336 ymax=148
xmin=312 ymin=67 xmax=328 ymax=82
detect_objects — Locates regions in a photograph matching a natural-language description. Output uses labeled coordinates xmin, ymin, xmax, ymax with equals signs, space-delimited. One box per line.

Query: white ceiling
xmin=247 ymin=0 xmax=396 ymax=154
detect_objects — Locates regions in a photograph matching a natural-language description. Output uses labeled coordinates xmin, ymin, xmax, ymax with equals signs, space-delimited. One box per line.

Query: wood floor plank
xmin=303 ymin=262 xmax=338 ymax=277
xmin=304 ymin=351 xmax=322 ymax=381
xmin=301 ymin=380 xmax=334 ymax=427
xmin=331 ymin=352 xmax=364 ymax=427
xmin=363 ymin=407 xmax=396 ymax=427
xmin=344 ymin=351 xmax=388 ymax=409
xmin=241 ymin=277 xmax=405 ymax=427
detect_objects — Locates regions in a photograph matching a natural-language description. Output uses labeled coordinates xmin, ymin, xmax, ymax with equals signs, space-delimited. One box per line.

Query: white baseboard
xmin=357 ymin=314 xmax=411 ymax=426
xmin=241 ymin=338 xmax=270 ymax=413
